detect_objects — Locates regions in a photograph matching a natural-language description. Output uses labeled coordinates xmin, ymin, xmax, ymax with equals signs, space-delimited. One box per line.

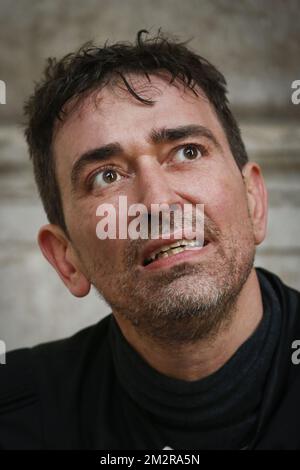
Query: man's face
xmin=53 ymin=74 xmax=259 ymax=344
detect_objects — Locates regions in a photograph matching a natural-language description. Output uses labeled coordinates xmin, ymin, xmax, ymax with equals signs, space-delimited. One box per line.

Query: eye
xmin=172 ymin=144 xmax=205 ymax=163
xmin=90 ymin=168 xmax=122 ymax=189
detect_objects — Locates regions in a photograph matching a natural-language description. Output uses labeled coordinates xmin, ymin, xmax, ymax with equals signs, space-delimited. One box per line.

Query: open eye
xmin=172 ymin=144 xmax=205 ymax=163
xmin=91 ymin=168 xmax=122 ymax=189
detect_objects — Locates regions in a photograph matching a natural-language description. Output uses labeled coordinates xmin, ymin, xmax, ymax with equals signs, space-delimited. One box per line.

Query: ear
xmin=38 ymin=224 xmax=91 ymax=297
xmin=242 ymin=162 xmax=268 ymax=245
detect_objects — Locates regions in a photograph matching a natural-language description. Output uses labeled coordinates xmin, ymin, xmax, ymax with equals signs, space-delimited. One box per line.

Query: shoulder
xmin=256 ymin=266 xmax=300 ymax=349
xmin=0 ymin=347 xmax=35 ymax=406
xmin=0 ymin=314 xmax=113 ymax=449
xmin=30 ymin=313 xmax=112 ymax=374
xmin=256 ymin=266 xmax=300 ymax=313
xmin=0 ymin=346 xmax=42 ymax=448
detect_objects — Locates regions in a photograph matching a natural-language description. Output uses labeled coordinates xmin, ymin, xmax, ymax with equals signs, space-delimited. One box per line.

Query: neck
xmin=113 ymin=268 xmax=263 ymax=382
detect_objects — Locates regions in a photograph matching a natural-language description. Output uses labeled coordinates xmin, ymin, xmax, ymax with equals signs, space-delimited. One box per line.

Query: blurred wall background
xmin=0 ymin=0 xmax=299 ymax=351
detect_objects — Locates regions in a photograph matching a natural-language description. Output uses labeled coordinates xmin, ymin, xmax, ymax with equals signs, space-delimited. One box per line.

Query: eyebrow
xmin=70 ymin=124 xmax=220 ymax=191
xmin=149 ymin=124 xmax=219 ymax=147
xmin=70 ymin=142 xmax=123 ymax=191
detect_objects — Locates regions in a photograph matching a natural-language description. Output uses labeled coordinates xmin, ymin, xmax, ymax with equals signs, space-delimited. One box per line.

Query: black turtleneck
xmin=3 ymin=267 xmax=300 ymax=449
xmin=109 ymin=269 xmax=281 ymax=450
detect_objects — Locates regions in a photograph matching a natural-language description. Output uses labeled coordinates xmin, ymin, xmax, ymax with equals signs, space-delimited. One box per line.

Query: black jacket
xmin=1 ymin=267 xmax=300 ymax=450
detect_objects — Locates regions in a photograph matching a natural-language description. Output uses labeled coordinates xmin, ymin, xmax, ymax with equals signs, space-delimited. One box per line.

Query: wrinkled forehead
xmin=53 ymin=72 xmax=212 ymax=138
xmin=52 ymin=73 xmax=227 ymax=189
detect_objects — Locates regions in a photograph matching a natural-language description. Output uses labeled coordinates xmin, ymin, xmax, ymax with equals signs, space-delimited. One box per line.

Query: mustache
xmin=123 ymin=209 xmax=220 ymax=267
xmin=126 ymin=203 xmax=206 ymax=237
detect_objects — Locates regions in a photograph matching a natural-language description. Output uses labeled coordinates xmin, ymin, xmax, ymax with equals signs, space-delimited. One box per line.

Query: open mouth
xmin=142 ymin=238 xmax=209 ymax=267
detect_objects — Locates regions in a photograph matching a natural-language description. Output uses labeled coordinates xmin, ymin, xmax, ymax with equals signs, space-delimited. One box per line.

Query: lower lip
xmin=142 ymin=242 xmax=212 ymax=271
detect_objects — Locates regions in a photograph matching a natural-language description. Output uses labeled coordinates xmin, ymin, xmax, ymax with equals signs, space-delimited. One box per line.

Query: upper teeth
xmin=146 ymin=239 xmax=204 ymax=263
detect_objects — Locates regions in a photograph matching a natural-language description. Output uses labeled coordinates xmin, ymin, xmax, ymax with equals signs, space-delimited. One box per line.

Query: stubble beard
xmin=91 ymin=231 xmax=256 ymax=347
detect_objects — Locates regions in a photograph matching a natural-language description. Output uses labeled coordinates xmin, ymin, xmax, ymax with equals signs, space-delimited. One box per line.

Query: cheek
xmin=211 ymin=179 xmax=253 ymax=241
xmin=69 ymin=202 xmax=98 ymax=240
xmin=66 ymin=202 xmax=104 ymax=262
xmin=69 ymin=201 xmax=127 ymax=274
xmin=213 ymin=179 xmax=246 ymax=216
xmin=176 ymin=167 xmax=250 ymax=233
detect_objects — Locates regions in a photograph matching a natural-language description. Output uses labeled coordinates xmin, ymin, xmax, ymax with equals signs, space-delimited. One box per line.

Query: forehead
xmin=53 ymin=74 xmax=227 ymax=181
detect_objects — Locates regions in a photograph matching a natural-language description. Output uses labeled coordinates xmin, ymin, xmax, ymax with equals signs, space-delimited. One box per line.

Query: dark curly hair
xmin=24 ymin=29 xmax=248 ymax=235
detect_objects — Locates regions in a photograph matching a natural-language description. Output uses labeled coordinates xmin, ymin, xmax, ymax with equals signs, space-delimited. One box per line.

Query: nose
xmin=135 ymin=157 xmax=183 ymax=210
